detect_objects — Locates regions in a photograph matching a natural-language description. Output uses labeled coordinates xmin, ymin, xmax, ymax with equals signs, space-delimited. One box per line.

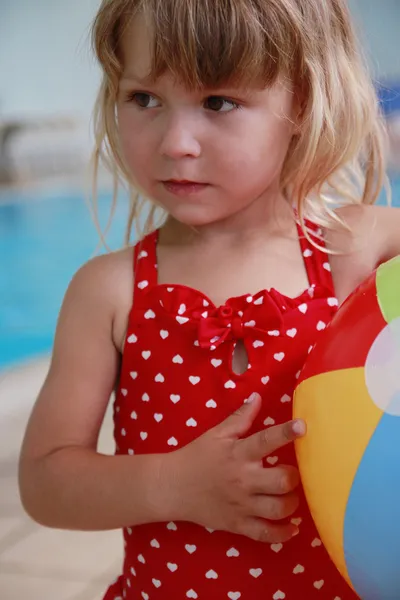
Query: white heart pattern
xmin=130 ymin=372 xmax=138 ymax=380
xmin=298 ymin=303 xmax=308 ymax=314
xmin=268 ymin=330 xmax=280 ymax=337
xmin=138 ymin=280 xmax=149 ymax=290
xmin=267 ymin=456 xmax=278 ymax=465
xmin=155 ymin=373 xmax=165 ymax=383
xmin=185 ymin=544 xmax=197 ymax=554
xmin=189 ymin=376 xmax=201 ymax=385
xmin=314 ymin=580 xmax=325 ymax=590
xmin=152 ymin=578 xmax=162 ymax=588
xmin=138 ymin=554 xmax=146 ymax=563
xmin=150 ymin=538 xmax=160 ymax=548
xmin=206 ymin=399 xmax=217 ymax=408
xmin=141 ymin=593 xmax=149 ymax=600
xmin=128 ymin=334 xmax=138 ymax=344
xmin=261 ymin=376 xmax=270 ymax=385
xmin=205 ymin=570 xmax=218 ymax=579
xmin=160 ymin=329 xmax=169 ymax=339
xmin=168 ymin=437 xmax=178 ymax=447
xmin=249 ymin=568 xmax=262 ymax=579
xmin=140 ymin=432 xmax=148 ymax=441
xmin=245 ymin=320 xmax=256 ymax=327
xmin=264 ymin=417 xmax=275 ymax=426
xmin=228 ymin=593 xmax=241 ymax=600
xmin=273 ymin=591 xmax=286 ymax=600
xmin=170 ymin=394 xmax=180 ymax=404
xmin=173 ymin=354 xmax=184 ymax=364
xmin=293 ymin=564 xmax=305 ymax=574
xmin=144 ymin=309 xmax=155 ymax=319
xmin=286 ymin=328 xmax=297 ymax=338
xmin=186 ymin=591 xmax=198 ymax=599
xmin=142 ymin=350 xmax=151 ymax=360
xmin=211 ymin=359 xmax=222 ymax=368
xmin=167 ymin=522 xmax=178 ymax=531
xmin=281 ymin=394 xmax=291 ymax=403
xmin=271 ymin=543 xmax=283 ymax=553
xmin=142 ymin=393 xmax=150 ymax=402
xmin=224 ymin=380 xmax=236 ymax=389
xmin=226 ymin=547 xmax=240 ymax=557
xmin=253 ymin=340 xmax=264 ymax=348
xmin=274 ymin=353 xmax=285 ymax=362
xmin=312 ymin=538 xmax=322 ymax=547
xmin=317 ymin=321 xmax=326 ymax=331
xmin=186 ymin=418 xmax=197 ymax=427
xmin=167 ymin=562 xmax=178 ymax=572
xmin=176 ymin=316 xmax=189 ymax=324
xmin=154 ymin=413 xmax=163 ymax=423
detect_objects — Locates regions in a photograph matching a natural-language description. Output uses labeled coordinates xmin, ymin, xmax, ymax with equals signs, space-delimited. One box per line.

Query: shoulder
xmin=63 ymin=245 xmax=135 ymax=349
xmin=67 ymin=246 xmax=135 ymax=306
xmin=326 ymin=204 xmax=400 ymax=302
xmin=329 ymin=204 xmax=400 ymax=261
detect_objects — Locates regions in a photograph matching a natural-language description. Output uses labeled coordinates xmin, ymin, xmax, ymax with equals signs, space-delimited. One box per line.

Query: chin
xmin=167 ymin=205 xmax=232 ymax=228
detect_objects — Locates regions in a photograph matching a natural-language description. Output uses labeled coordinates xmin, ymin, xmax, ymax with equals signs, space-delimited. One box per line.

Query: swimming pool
xmin=1 ymin=178 xmax=399 ymax=370
xmin=0 ymin=187 xmax=129 ymax=369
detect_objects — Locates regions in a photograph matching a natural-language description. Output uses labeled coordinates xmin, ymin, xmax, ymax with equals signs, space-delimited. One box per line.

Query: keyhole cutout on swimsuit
xmin=231 ymin=340 xmax=250 ymax=376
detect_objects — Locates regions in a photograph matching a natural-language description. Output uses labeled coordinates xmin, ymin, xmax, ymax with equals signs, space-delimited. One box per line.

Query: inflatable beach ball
xmin=294 ymin=255 xmax=400 ymax=600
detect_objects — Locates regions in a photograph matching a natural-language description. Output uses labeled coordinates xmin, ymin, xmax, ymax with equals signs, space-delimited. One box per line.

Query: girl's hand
xmin=169 ymin=393 xmax=305 ymax=543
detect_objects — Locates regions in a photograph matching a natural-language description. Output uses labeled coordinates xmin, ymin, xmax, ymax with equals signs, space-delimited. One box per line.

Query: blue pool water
xmin=0 ymin=187 xmax=129 ymax=369
xmin=0 ymin=179 xmax=399 ymax=370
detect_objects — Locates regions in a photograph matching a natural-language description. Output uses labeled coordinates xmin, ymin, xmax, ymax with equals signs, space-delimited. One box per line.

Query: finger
xmin=216 ymin=393 xmax=262 ymax=438
xmin=240 ymin=419 xmax=306 ymax=461
xmin=238 ymin=518 xmax=299 ymax=544
xmin=250 ymin=492 xmax=300 ymax=521
xmin=249 ymin=465 xmax=300 ymax=495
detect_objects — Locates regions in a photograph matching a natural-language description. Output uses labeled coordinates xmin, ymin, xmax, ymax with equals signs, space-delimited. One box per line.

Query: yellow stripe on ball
xmin=294 ymin=367 xmax=384 ymax=588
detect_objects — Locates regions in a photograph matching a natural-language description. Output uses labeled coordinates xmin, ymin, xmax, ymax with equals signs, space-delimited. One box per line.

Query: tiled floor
xmin=0 ymin=358 xmax=124 ymax=600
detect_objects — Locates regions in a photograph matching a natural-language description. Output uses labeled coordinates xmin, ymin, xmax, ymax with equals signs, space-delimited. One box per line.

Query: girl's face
xmin=117 ymin=15 xmax=300 ymax=227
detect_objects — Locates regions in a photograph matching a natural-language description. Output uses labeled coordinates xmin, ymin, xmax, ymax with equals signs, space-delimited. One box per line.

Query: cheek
xmin=117 ymin=109 xmax=153 ymax=174
xmin=216 ymin=111 xmax=293 ymax=175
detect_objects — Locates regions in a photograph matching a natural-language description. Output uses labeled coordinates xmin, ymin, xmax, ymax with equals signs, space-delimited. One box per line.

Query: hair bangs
xmin=135 ymin=0 xmax=298 ymax=90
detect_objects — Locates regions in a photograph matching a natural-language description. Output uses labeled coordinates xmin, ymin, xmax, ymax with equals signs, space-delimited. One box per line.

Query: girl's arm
xmin=18 ymin=253 xmax=177 ymax=531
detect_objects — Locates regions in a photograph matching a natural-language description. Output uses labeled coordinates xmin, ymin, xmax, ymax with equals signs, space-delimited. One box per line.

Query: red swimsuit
xmin=103 ymin=223 xmax=358 ymax=600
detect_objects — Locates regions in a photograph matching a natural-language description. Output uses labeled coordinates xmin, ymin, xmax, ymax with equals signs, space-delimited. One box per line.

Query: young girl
xmin=19 ymin=0 xmax=400 ymax=598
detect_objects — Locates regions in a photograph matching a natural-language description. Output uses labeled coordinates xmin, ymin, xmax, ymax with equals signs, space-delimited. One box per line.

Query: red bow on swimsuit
xmin=195 ymin=293 xmax=283 ymax=349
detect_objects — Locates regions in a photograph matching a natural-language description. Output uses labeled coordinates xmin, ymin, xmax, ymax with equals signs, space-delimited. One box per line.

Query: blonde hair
xmin=91 ymin=0 xmax=389 ymax=248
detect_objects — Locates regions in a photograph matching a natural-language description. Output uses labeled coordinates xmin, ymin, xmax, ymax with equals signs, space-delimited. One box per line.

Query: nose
xmin=159 ymin=112 xmax=201 ymax=159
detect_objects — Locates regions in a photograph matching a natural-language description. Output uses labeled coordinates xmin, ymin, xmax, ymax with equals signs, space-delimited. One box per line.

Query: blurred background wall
xmin=0 ymin=0 xmax=101 ymax=120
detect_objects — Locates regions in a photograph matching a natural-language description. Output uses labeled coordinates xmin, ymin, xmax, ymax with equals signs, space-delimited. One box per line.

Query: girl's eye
xmin=129 ymin=93 xmax=161 ymax=109
xmin=204 ymin=96 xmax=240 ymax=113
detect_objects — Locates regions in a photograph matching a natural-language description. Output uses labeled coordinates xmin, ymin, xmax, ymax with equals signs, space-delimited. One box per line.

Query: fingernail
xmin=292 ymin=419 xmax=306 ymax=436
xmin=246 ymin=393 xmax=258 ymax=404
xmin=292 ymin=527 xmax=300 ymax=537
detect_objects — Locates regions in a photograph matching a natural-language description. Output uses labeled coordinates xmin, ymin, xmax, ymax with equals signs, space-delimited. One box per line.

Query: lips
xmin=161 ymin=180 xmax=209 ymax=196
xmin=164 ymin=179 xmax=202 ymax=185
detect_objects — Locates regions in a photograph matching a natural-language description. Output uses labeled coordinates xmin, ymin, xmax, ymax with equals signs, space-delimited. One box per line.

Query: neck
xmin=161 ymin=189 xmax=295 ymax=247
